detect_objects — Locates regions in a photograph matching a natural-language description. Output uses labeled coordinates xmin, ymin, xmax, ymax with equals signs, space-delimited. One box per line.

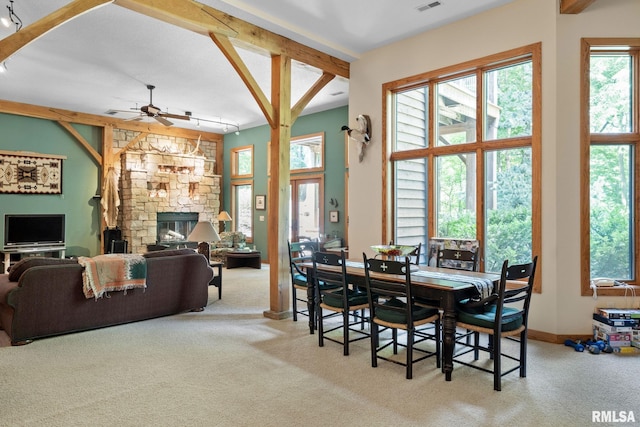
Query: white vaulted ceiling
xmin=0 ymin=0 xmax=516 ymax=132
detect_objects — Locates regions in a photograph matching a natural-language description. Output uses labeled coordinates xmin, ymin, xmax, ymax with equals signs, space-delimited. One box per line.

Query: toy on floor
xmin=564 ymin=339 xmax=585 ymax=352
xmin=586 ymin=339 xmax=613 ymax=353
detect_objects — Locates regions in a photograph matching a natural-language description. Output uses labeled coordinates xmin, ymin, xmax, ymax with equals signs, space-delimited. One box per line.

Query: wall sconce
xmin=218 ymin=210 xmax=232 ymax=232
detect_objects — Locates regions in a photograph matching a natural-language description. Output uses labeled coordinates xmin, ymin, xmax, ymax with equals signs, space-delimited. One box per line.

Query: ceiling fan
xmin=127 ymin=84 xmax=190 ymax=126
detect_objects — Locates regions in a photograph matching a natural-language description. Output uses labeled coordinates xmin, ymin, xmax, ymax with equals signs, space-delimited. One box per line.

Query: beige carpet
xmin=1 ymin=266 xmax=638 ymax=427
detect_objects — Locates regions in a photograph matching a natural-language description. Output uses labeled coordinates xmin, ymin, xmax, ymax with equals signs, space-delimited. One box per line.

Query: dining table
xmin=301 ymin=257 xmax=500 ymax=381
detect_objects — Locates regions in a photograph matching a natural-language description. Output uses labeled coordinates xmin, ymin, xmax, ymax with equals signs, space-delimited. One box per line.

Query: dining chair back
xmin=453 ymin=256 xmax=538 ymax=391
xmin=362 ymin=254 xmax=441 ymax=379
xmin=288 ymin=240 xmax=319 ymax=323
xmin=313 ymin=251 xmax=369 ymax=356
xmin=437 ymin=248 xmax=478 ymax=271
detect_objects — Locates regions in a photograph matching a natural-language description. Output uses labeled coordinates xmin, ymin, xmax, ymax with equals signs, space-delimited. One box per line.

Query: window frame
xmin=230 ymin=145 xmax=254 ymax=179
xmin=267 ymin=132 xmax=325 ymax=175
xmin=230 ymin=179 xmax=253 ymax=243
xmin=580 ymin=38 xmax=640 ymax=296
xmin=383 ymin=43 xmax=542 ymax=292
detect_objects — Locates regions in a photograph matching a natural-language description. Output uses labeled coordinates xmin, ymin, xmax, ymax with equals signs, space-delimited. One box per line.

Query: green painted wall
xmin=222 ymin=106 xmax=348 ymax=259
xmin=0 ymin=113 xmax=102 ymax=258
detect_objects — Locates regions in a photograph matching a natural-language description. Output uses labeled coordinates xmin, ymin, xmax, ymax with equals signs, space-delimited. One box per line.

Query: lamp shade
xmin=217 ymin=211 xmax=232 ymax=222
xmin=188 ymin=221 xmax=220 ymax=243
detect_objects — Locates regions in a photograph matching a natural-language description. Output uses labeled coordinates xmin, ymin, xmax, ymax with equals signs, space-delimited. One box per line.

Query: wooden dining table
xmin=301 ymin=258 xmax=500 ymax=381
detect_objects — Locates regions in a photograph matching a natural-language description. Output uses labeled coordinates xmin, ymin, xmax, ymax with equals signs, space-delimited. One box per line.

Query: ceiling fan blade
xmin=159 ymin=112 xmax=190 ymax=121
xmin=154 ymin=116 xmax=173 ymax=126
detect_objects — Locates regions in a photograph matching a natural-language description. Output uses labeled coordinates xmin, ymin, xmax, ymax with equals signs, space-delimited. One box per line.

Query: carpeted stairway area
xmin=0 ymin=266 xmax=638 ymax=427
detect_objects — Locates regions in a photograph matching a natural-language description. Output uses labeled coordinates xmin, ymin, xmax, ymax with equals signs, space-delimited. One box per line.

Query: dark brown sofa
xmin=0 ymin=249 xmax=213 ymax=345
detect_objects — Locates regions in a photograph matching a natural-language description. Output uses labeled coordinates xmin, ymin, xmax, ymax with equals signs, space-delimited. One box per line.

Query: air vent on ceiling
xmin=416 ymin=1 xmax=441 ymax=12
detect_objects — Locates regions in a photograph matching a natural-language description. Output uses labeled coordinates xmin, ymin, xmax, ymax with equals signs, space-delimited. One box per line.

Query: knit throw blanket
xmin=78 ymin=254 xmax=147 ymax=300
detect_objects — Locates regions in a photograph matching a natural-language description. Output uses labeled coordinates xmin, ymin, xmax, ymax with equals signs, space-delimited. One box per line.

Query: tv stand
xmin=2 ymin=246 xmax=66 ymax=274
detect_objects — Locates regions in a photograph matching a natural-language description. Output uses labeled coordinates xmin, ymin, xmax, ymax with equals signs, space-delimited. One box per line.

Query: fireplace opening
xmin=156 ymin=212 xmax=198 ymax=248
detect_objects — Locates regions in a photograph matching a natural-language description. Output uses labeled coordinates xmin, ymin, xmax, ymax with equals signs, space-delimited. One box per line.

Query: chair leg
xmin=520 ymin=330 xmax=527 ymax=377
xmin=371 ymin=323 xmax=378 ymax=368
xmin=473 ymin=332 xmax=480 ymax=360
xmin=488 ymin=334 xmax=494 ymax=360
xmin=435 ymin=318 xmax=441 ymax=369
xmin=407 ymin=328 xmax=414 ymax=380
xmin=318 ymin=306 xmax=324 ymax=347
xmin=392 ymin=329 xmax=398 ymax=354
xmin=494 ymin=334 xmax=502 ymax=391
xmin=292 ymin=285 xmax=298 ymax=321
xmin=343 ymin=308 xmax=350 ymax=356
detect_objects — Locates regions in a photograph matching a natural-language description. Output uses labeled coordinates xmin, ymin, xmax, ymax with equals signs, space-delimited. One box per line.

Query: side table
xmin=226 ymin=251 xmax=262 ymax=269
xmin=209 ymin=262 xmax=223 ymax=299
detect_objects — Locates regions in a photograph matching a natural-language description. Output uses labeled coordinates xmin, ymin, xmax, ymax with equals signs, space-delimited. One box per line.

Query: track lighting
xmin=3 ymin=0 xmax=22 ymax=32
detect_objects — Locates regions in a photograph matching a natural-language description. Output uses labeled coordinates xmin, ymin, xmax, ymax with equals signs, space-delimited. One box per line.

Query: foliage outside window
xmin=267 ymin=132 xmax=325 ymax=175
xmin=580 ymin=39 xmax=640 ymax=295
xmin=231 ymin=145 xmax=253 ymax=178
xmin=385 ymin=44 xmax=541 ymax=282
xmin=232 ymin=181 xmax=253 ymax=241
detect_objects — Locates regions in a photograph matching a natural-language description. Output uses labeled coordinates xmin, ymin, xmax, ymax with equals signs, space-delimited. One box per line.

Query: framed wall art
xmin=255 ymin=194 xmax=266 ymax=210
xmin=0 ymin=150 xmax=65 ymax=194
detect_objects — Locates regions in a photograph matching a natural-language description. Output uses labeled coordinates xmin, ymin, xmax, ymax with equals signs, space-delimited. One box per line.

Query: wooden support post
xmin=263 ymin=54 xmax=292 ymax=320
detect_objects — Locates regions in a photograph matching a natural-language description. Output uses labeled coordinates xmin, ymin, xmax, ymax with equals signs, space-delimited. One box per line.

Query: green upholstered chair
xmin=453 ymin=256 xmax=538 ymax=391
xmin=362 ymin=255 xmax=441 ymax=379
xmin=312 ymin=250 xmax=369 ymax=356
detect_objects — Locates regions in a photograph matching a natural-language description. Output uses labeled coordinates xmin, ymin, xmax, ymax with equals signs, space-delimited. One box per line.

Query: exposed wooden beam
xmin=0 ymin=99 xmax=222 ymax=141
xmin=291 ymin=72 xmax=335 ymax=122
xmin=57 ymin=121 xmax=102 ymax=164
xmin=113 ymin=0 xmax=349 ymax=78
xmin=113 ymin=0 xmax=237 ymax=37
xmin=0 ymin=0 xmax=111 ymax=63
xmin=560 ymin=0 xmax=597 ymax=14
xmin=209 ymin=33 xmax=275 ymax=128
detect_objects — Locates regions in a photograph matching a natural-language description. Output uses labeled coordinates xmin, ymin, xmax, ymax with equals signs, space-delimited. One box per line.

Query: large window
xmin=230 ymin=145 xmax=254 ymax=239
xmin=386 ymin=44 xmax=541 ymax=285
xmin=580 ymin=39 xmax=640 ymax=295
xmin=232 ymin=181 xmax=253 ymax=241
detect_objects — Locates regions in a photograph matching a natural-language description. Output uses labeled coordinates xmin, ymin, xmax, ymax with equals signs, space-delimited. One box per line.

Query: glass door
xmin=289 ymin=178 xmax=322 ymax=242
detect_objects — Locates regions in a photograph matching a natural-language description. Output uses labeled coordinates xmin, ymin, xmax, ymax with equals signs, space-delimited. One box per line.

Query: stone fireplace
xmin=119 ymin=150 xmax=220 ymax=254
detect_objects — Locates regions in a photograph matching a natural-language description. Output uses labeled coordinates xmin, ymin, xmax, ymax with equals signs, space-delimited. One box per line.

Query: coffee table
xmin=226 ymin=250 xmax=261 ymax=269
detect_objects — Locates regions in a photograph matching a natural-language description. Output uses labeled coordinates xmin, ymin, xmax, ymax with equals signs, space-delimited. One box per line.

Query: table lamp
xmin=187 ymin=221 xmax=220 ymax=261
xmin=218 ymin=210 xmax=232 ymax=232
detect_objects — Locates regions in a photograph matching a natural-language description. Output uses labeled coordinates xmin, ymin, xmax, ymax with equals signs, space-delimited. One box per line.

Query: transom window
xmin=231 ymin=145 xmax=253 ymax=178
xmin=580 ymin=39 xmax=640 ymax=295
xmin=385 ymin=44 xmax=541 ymax=288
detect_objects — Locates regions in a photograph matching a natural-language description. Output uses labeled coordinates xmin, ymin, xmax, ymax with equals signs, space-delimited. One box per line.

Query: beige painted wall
xmin=347 ymin=0 xmax=640 ymax=335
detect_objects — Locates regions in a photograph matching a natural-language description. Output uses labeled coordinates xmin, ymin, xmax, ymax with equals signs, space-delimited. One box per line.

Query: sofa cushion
xmin=143 ymin=248 xmax=197 ymax=258
xmin=8 ymin=257 xmax=78 ymax=282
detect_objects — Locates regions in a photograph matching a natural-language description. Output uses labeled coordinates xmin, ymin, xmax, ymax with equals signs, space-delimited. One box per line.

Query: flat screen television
xmin=4 ymin=214 xmax=66 ymax=249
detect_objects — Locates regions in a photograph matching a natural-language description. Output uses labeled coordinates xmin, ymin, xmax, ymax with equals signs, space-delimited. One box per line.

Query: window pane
xmin=484 ymin=148 xmax=532 ymax=272
xmin=394 ymin=159 xmax=428 ymax=262
xmin=394 ymin=88 xmax=428 ymax=151
xmin=234 ymin=184 xmax=252 ymax=239
xmin=484 ymin=61 xmax=532 ymax=141
xmin=589 ymin=145 xmax=633 ymax=279
xmin=291 ymin=134 xmax=323 ymax=170
xmin=435 ymin=153 xmax=476 ymax=239
xmin=237 ymin=149 xmax=252 ymax=175
xmin=436 ymin=75 xmax=476 ymax=146
xmin=590 ymin=54 xmax=632 ymax=133
xmin=296 ymin=182 xmax=320 ymax=240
